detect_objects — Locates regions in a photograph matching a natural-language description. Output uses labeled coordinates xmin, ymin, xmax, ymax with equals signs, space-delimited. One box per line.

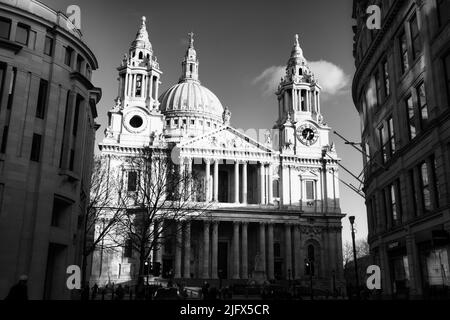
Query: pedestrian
xmin=5 ymin=275 xmax=28 ymax=301
xmin=201 ymin=281 xmax=210 ymax=300
xmin=91 ymin=283 xmax=99 ymax=300
xmin=115 ymin=284 xmax=125 ymax=300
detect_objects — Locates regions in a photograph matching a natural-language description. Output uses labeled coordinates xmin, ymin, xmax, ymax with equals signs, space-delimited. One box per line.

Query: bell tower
xmin=180 ymin=32 xmax=200 ymax=83
xmin=101 ymin=17 xmax=165 ymax=149
xmin=275 ymin=35 xmax=328 ymax=155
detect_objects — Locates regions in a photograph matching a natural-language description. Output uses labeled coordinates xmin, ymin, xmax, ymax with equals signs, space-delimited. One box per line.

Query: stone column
xmin=213 ymin=160 xmax=219 ymax=202
xmin=149 ymin=74 xmax=154 ymax=102
xmin=259 ymin=162 xmax=265 ymax=204
xmin=293 ymin=224 xmax=301 ymax=279
xmin=205 ymin=159 xmax=211 ymax=202
xmin=183 ymin=222 xmax=191 ymax=278
xmin=267 ymin=223 xmax=274 ymax=280
xmin=232 ymin=222 xmax=240 ymax=279
xmin=186 ymin=158 xmax=193 ymax=201
xmin=242 ymin=161 xmax=248 ymax=204
xmin=179 ymin=157 xmax=185 ymax=197
xmin=285 ymin=224 xmax=292 ymax=280
xmin=259 ymin=223 xmax=266 ymax=273
xmin=241 ymin=222 xmax=248 ymax=279
xmin=234 ymin=161 xmax=240 ymax=203
xmin=211 ymin=221 xmax=219 ymax=279
xmin=202 ymin=221 xmax=210 ymax=279
xmin=268 ymin=163 xmax=273 ymax=204
xmin=132 ymin=74 xmax=136 ymax=97
xmin=175 ymin=222 xmax=182 ymax=278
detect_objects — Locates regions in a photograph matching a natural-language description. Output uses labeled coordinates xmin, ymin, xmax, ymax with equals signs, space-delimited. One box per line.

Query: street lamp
xmin=349 ymin=216 xmax=360 ymax=300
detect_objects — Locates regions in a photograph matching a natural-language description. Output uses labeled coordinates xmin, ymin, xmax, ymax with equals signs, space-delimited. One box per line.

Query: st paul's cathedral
xmin=91 ymin=17 xmax=345 ymax=292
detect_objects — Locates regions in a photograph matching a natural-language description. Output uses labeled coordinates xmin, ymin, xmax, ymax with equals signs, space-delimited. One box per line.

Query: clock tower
xmin=274 ymin=34 xmax=333 ymax=155
xmin=274 ymin=35 xmax=340 ymax=210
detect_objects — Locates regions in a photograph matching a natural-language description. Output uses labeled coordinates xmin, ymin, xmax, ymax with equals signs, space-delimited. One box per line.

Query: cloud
xmin=253 ymin=60 xmax=350 ymax=96
xmin=308 ymin=60 xmax=350 ymax=95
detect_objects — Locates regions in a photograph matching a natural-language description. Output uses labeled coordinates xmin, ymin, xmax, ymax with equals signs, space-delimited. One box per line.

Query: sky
xmin=41 ymin=0 xmax=367 ymax=245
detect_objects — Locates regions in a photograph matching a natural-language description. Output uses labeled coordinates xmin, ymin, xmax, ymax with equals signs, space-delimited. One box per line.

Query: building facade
xmin=352 ymin=0 xmax=450 ymax=298
xmin=92 ymin=17 xmax=345 ymax=292
xmin=0 ymin=0 xmax=101 ymax=299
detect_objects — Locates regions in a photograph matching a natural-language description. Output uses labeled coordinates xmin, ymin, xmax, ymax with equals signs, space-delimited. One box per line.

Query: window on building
xmin=127 ymin=171 xmax=138 ymax=192
xmin=387 ymin=116 xmax=396 ymax=156
xmin=59 ymin=91 xmax=71 ymax=169
xmin=76 ymin=55 xmax=84 ymax=73
xmin=437 ymin=0 xmax=450 ymax=28
xmin=430 ymin=155 xmax=440 ymax=207
xmin=383 ymin=59 xmax=390 ymax=97
xmin=0 ymin=17 xmax=11 ymax=39
xmin=36 ymin=79 xmax=48 ymax=119
xmin=28 ymin=30 xmax=36 ymax=50
xmin=444 ymin=53 xmax=450 ymax=105
xmin=174 ymin=119 xmax=179 ymax=126
xmin=64 ymin=46 xmax=73 ymax=66
xmin=135 ymin=74 xmax=142 ymax=96
xmin=406 ymin=95 xmax=416 ymax=140
xmin=382 ymin=189 xmax=388 ymax=229
xmin=420 ymin=161 xmax=431 ymax=212
xmin=370 ymin=196 xmax=378 ymax=232
xmin=417 ymin=82 xmax=429 ymax=128
xmin=86 ymin=64 xmax=92 ymax=80
xmin=390 ymin=182 xmax=402 ymax=226
xmin=1 ymin=126 xmax=8 ymax=154
xmin=166 ymin=119 xmax=170 ymax=126
xmin=73 ymin=95 xmax=83 ymax=136
xmin=409 ymin=169 xmax=418 ymax=218
xmin=0 ymin=62 xmax=6 ymax=110
xmin=190 ymin=119 xmax=195 ymax=126
xmin=30 ymin=134 xmax=42 ymax=162
xmin=69 ymin=149 xmax=75 ymax=171
xmin=44 ymin=36 xmax=53 ymax=56
xmin=51 ymin=196 xmax=72 ymax=228
xmin=15 ymin=23 xmax=29 ymax=45
xmin=399 ymin=31 xmax=409 ymax=74
xmin=375 ymin=71 xmax=382 ymax=105
xmin=379 ymin=125 xmax=388 ymax=164
xmin=410 ymin=14 xmax=421 ymax=60
xmin=7 ymin=67 xmax=16 ymax=110
xmin=305 ymin=180 xmax=315 ymax=200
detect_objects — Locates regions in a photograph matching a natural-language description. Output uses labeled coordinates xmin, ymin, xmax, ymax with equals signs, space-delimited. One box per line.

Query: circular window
xmin=129 ymin=115 xmax=143 ymax=128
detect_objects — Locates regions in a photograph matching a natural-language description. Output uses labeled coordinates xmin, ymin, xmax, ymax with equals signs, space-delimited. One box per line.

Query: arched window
xmin=139 ymin=51 xmax=143 ymax=59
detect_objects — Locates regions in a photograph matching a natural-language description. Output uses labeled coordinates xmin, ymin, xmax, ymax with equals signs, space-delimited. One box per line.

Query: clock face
xmin=296 ymin=124 xmax=319 ymax=146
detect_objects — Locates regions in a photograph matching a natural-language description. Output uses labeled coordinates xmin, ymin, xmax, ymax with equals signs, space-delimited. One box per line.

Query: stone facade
xmin=352 ymin=0 xmax=450 ymax=299
xmin=0 ymin=0 xmax=101 ymax=299
xmin=91 ymin=18 xmax=345 ymax=292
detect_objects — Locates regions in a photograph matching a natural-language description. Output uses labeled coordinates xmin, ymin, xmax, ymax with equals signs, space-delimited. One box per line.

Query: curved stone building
xmin=0 ymin=0 xmax=101 ymax=299
xmin=352 ymin=0 xmax=450 ymax=299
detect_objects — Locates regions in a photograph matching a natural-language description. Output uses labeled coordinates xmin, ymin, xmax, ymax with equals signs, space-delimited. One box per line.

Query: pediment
xmin=179 ymin=126 xmax=275 ymax=153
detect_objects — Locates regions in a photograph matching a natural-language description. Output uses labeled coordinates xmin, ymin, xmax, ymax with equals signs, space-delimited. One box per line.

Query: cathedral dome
xmin=159 ymin=81 xmax=224 ymax=120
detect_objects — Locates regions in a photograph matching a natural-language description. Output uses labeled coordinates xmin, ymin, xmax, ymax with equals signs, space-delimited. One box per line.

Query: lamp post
xmin=349 ymin=216 xmax=360 ymax=300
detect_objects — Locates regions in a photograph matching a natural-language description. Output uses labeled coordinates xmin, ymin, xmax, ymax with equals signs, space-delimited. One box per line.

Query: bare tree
xmin=81 ymin=156 xmax=124 ymax=284
xmin=343 ymin=238 xmax=370 ymax=266
xmin=114 ymin=147 xmax=211 ymax=280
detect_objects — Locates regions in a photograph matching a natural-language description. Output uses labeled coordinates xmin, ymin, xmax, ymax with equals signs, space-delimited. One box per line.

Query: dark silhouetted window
xmin=15 ymin=23 xmax=29 ymax=45
xmin=64 ymin=46 xmax=73 ymax=66
xmin=7 ymin=67 xmax=16 ymax=110
xmin=417 ymin=82 xmax=428 ymax=128
xmin=36 ymin=79 xmax=48 ymax=119
xmin=399 ymin=31 xmax=409 ymax=74
xmin=410 ymin=14 xmax=421 ymax=60
xmin=0 ymin=17 xmax=11 ymax=39
xmin=405 ymin=95 xmax=416 ymax=140
xmin=128 ymin=171 xmax=138 ymax=192
xmin=44 ymin=36 xmax=53 ymax=56
xmin=30 ymin=134 xmax=42 ymax=162
xmin=1 ymin=126 xmax=8 ymax=153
